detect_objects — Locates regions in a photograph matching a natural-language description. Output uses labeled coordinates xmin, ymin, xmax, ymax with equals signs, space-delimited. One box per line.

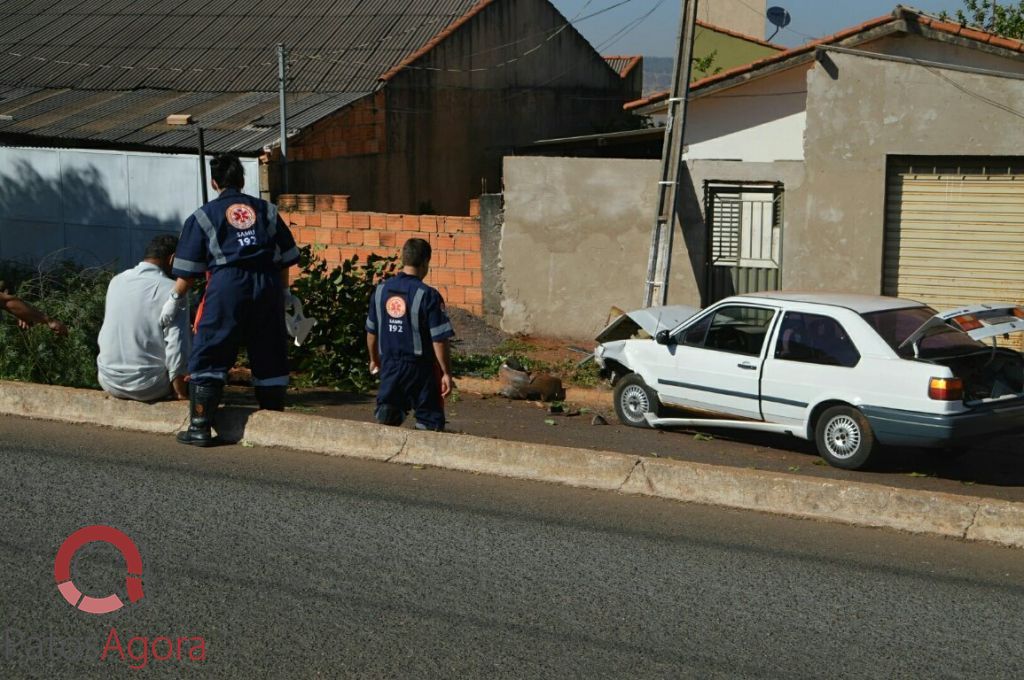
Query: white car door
xmin=659 ymin=304 xmax=779 ymax=420
xmin=760 ymin=311 xmax=863 ymax=427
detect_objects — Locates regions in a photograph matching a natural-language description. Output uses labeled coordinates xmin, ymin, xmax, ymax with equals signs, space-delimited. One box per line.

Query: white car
xmin=594 ymin=293 xmax=1024 ymax=470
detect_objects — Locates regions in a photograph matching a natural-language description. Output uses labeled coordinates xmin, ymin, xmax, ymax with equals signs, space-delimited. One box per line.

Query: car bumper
xmin=861 ymin=400 xmax=1024 ymax=448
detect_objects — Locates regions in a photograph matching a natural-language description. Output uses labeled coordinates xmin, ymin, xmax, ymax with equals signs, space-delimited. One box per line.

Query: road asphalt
xmin=2 ymin=416 xmax=1023 ymax=679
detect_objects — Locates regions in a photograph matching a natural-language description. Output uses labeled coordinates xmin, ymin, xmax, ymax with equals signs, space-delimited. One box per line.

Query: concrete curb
xmin=2 ymin=380 xmax=1022 ymax=548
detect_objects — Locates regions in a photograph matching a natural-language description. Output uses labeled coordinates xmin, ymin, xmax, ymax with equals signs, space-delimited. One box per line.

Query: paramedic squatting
xmin=366 ymin=238 xmax=455 ymax=432
xmin=160 ymin=153 xmax=301 ymax=446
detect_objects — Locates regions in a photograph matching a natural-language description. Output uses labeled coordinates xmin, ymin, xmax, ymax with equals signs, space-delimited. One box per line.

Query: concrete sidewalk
xmin=2 ymin=380 xmax=1022 ymax=548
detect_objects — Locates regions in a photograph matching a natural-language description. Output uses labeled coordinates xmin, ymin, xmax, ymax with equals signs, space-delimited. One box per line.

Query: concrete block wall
xmin=281 ymin=197 xmax=483 ymax=315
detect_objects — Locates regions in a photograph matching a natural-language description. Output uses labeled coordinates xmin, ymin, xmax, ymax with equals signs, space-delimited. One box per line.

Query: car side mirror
xmin=656 ymin=330 xmax=673 ymax=345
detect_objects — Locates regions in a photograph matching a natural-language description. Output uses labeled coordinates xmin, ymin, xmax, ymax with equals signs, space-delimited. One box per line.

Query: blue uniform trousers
xmin=189 ymin=266 xmax=288 ymax=387
xmin=375 ymin=359 xmax=445 ymax=431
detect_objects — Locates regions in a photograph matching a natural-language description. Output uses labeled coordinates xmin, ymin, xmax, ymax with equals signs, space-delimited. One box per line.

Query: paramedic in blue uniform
xmin=160 ymin=153 xmax=300 ymax=446
xmin=366 ymin=238 xmax=454 ymax=431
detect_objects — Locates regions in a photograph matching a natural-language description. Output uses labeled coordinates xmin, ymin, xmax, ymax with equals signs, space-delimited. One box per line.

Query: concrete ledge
xmin=0 ymin=380 xmax=184 ymax=434
xmin=393 ymin=429 xmax=638 ymax=490
xmin=2 ymin=380 xmax=1022 ymax=548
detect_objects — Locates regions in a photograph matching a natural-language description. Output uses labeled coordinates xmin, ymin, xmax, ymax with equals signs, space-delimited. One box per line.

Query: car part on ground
xmin=498 ymin=359 xmax=566 ymax=402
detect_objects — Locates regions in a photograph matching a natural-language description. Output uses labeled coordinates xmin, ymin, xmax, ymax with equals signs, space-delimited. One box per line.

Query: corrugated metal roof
xmin=0 ymin=86 xmax=373 ymax=153
xmin=604 ymin=56 xmax=642 ymax=79
xmin=0 ymin=0 xmax=479 ymax=151
xmin=0 ymin=0 xmax=478 ymax=93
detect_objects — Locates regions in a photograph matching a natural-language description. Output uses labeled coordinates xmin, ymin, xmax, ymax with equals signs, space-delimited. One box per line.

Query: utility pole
xmin=642 ymin=0 xmax=700 ymax=307
xmin=198 ymin=126 xmax=208 ymax=204
xmin=277 ymin=43 xmax=289 ymax=194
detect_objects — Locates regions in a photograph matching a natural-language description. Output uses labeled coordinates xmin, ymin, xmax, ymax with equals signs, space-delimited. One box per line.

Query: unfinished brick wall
xmin=286 ymin=92 xmax=387 ymax=161
xmin=281 ymin=198 xmax=483 ymax=315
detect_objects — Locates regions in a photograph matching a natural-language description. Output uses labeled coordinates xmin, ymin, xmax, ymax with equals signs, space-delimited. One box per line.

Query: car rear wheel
xmin=613 ymin=374 xmax=661 ymax=428
xmin=814 ymin=405 xmax=878 ymax=470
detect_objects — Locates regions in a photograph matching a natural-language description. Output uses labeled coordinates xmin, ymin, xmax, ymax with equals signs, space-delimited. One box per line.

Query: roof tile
xmin=626 ymin=8 xmax=1024 ymax=111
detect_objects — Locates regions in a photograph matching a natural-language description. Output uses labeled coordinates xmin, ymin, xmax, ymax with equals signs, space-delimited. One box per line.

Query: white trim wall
xmin=0 ymin=146 xmax=260 ymax=269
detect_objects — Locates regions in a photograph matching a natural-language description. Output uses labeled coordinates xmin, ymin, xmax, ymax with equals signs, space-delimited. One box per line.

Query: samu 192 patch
xmin=386 ymin=295 xmax=407 ymax=319
xmin=226 ymin=204 xmax=257 ymax=230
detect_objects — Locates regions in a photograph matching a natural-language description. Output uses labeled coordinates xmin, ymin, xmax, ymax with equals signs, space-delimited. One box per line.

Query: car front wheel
xmin=814 ymin=405 xmax=878 ymax=470
xmin=613 ymin=374 xmax=661 ymax=428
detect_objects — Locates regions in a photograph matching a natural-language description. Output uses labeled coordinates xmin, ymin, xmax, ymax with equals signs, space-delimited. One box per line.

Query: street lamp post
xmin=167 ymin=113 xmax=208 ymax=204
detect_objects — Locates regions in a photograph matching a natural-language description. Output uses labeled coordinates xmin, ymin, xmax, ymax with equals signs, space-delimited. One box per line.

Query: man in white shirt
xmin=97 ymin=235 xmax=190 ymax=402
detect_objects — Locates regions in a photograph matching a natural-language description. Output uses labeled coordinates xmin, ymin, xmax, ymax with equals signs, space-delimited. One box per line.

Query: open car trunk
xmin=932 ymin=348 xmax=1024 ymax=402
xmin=903 ymin=304 xmax=1024 ymax=403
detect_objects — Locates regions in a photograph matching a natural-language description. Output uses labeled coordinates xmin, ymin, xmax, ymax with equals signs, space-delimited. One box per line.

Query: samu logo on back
xmin=54 ymin=526 xmax=144 ymax=615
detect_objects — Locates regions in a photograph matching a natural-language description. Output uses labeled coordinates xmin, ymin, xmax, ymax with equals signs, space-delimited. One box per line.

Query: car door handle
xmin=737 ymin=362 xmax=758 ymax=371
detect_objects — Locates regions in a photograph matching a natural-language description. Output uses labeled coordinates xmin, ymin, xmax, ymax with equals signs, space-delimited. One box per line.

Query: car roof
xmin=733 ymin=291 xmax=927 ymax=314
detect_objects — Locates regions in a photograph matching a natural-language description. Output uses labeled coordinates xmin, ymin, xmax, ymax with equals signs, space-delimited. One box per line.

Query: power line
xmin=0 ymin=0 xmax=640 ymax=81
xmin=291 ymin=0 xmax=643 ymax=76
xmin=915 ymin=57 xmax=1024 ymax=121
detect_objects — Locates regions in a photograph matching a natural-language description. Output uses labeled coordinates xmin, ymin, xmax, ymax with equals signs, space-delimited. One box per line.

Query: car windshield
xmin=861 ymin=306 xmax=986 ymax=359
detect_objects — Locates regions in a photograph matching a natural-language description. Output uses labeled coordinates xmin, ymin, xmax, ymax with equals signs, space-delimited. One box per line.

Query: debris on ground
xmin=591 ymin=415 xmax=609 ymax=426
xmin=498 ymin=358 xmax=566 ymax=402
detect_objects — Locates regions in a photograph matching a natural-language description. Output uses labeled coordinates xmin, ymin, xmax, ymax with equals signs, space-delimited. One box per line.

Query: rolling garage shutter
xmin=884 ymin=159 xmax=1024 ymax=348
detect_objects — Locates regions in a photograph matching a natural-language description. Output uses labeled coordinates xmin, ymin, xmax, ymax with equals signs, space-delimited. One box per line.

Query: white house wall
xmin=0 ymin=146 xmax=259 ymax=270
xmin=684 ymin=67 xmax=810 ymax=163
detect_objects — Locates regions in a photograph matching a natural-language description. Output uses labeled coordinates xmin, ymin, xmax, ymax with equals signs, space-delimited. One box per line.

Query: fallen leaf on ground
xmin=788 ymin=465 xmax=800 ymax=472
xmin=812 ymin=459 xmax=826 ymax=466
xmin=544 ymin=418 xmax=556 ymax=426
xmin=240 ymin=441 xmax=255 ymax=448
xmin=907 ymin=471 xmax=931 ymax=478
xmin=694 ymin=433 xmax=713 ymax=442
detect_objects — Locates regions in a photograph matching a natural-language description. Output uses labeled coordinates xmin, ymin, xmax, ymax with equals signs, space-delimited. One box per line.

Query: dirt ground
xmin=446 ymin=307 xmax=594 ymax=366
xmin=221 ymin=386 xmax=1024 ymax=505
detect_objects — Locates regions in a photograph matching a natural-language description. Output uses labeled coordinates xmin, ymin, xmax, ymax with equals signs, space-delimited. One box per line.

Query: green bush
xmin=0 ymin=261 xmax=113 ymax=388
xmin=289 ymin=246 xmax=397 ymax=392
xmin=0 ymin=248 xmax=399 ymax=393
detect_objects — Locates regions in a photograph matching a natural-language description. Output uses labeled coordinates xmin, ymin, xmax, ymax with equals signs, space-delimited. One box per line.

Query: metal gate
xmin=704 ymin=182 xmax=783 ymax=304
xmin=884 ymin=157 xmax=1024 ymax=350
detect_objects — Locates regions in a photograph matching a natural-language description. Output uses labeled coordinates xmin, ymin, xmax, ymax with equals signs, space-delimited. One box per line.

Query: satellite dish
xmin=766 ymin=6 xmax=792 ymax=41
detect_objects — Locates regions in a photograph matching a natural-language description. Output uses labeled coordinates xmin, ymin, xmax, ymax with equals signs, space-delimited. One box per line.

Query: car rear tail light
xmin=1013 ymin=308 xmax=1024 ymax=319
xmin=929 ymin=377 xmax=963 ymax=401
xmin=952 ymin=314 xmax=983 ymax=331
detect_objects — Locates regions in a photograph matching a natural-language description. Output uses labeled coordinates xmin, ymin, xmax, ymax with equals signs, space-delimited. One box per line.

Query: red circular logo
xmin=54 ymin=525 xmax=144 ymax=615
xmin=386 ymin=296 xmax=407 ymax=318
xmin=226 ymin=204 xmax=256 ymax=230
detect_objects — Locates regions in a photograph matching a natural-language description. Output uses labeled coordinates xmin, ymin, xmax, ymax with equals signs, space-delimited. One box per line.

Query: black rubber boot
xmin=176 ymin=382 xmax=223 ymax=447
xmin=255 ymin=386 xmax=286 ymax=412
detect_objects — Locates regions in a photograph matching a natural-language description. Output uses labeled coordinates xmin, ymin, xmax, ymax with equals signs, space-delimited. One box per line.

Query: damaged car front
xmin=594 ymin=305 xmax=698 ymax=384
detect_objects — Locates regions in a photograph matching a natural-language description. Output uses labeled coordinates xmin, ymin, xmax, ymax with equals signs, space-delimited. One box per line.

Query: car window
xmin=685 ymin=305 xmax=775 ymax=356
xmin=862 ymin=307 xmax=985 ymax=359
xmin=774 ymin=312 xmax=860 ymax=367
xmin=680 ymin=313 xmax=712 ymax=346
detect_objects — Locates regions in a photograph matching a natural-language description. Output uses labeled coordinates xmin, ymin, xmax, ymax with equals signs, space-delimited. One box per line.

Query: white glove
xmin=160 ymin=293 xmax=185 ymax=327
xmin=284 ymin=294 xmax=317 ymax=346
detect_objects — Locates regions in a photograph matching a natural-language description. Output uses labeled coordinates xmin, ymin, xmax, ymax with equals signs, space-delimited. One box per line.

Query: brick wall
xmin=286 ymin=92 xmax=387 ymax=161
xmin=281 ymin=198 xmax=483 ymax=315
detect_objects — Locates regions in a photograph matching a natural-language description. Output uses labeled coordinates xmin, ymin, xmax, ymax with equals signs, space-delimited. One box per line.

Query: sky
xmin=550 ymin=0 xmax=970 ymax=56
